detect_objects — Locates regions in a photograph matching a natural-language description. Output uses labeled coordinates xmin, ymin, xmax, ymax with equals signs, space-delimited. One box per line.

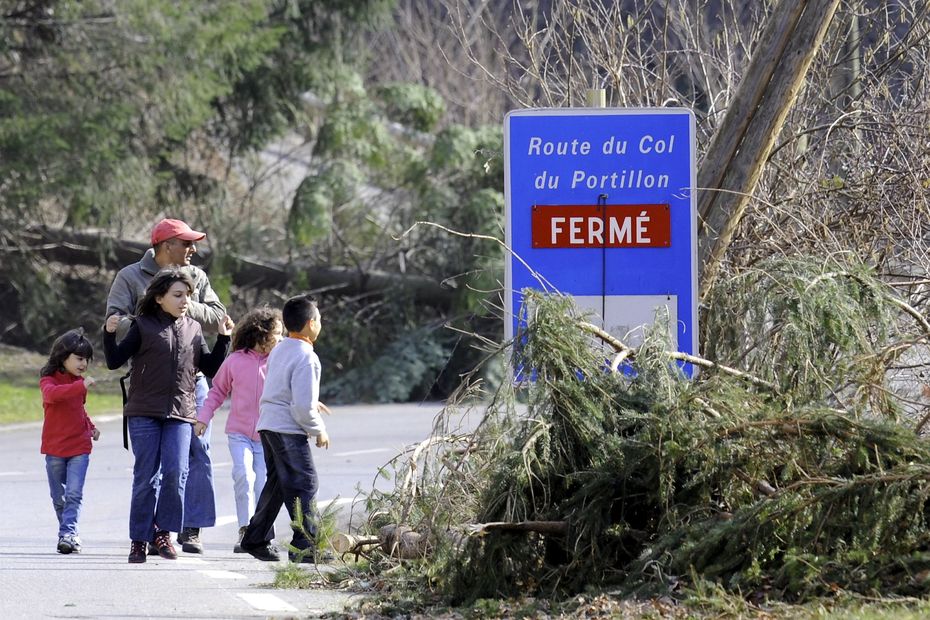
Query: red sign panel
xmin=531 ymin=204 xmax=671 ymax=248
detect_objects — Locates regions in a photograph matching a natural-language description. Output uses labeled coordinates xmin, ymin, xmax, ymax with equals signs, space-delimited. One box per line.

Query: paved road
xmin=0 ymin=402 xmax=474 ymax=619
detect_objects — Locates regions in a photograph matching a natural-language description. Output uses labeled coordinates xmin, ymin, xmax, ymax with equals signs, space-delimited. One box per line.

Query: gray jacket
xmin=105 ymin=248 xmax=226 ymax=339
xmin=256 ymin=338 xmax=326 ymax=436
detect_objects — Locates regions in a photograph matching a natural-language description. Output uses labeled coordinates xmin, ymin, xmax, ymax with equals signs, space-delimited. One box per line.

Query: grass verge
xmin=0 ymin=344 xmax=124 ymax=425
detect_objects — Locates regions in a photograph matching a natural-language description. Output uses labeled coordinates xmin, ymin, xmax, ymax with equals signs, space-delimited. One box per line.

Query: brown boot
xmin=128 ymin=540 xmax=147 ymax=564
xmin=152 ymin=530 xmax=177 ymax=559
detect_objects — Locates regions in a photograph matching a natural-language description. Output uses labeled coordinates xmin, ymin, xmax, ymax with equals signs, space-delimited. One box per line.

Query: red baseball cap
xmin=151 ymin=218 xmax=206 ymax=245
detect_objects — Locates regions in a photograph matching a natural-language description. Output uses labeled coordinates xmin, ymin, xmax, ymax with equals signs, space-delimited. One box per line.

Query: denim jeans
xmin=45 ymin=453 xmax=89 ymax=538
xmin=228 ymin=433 xmax=267 ymax=527
xmin=183 ymin=374 xmax=216 ymax=528
xmin=128 ymin=416 xmax=191 ymax=541
xmin=242 ymin=431 xmax=318 ymax=551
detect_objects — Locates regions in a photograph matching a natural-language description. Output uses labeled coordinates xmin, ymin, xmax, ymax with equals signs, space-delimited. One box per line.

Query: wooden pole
xmin=697 ymin=0 xmax=841 ymax=299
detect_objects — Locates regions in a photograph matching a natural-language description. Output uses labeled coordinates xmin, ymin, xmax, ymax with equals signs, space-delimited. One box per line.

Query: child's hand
xmin=315 ymin=430 xmax=330 ymax=449
xmin=83 ymin=376 xmax=96 ymax=388
xmin=105 ymin=314 xmax=122 ymax=333
xmin=194 ymin=421 xmax=207 ymax=437
xmin=319 ymin=402 xmax=332 ymax=416
xmin=92 ymin=428 xmax=100 ymax=441
xmin=218 ymin=315 xmax=235 ymax=336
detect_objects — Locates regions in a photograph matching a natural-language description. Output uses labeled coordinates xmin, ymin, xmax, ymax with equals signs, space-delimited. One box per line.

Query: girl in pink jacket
xmin=195 ymin=307 xmax=282 ymax=552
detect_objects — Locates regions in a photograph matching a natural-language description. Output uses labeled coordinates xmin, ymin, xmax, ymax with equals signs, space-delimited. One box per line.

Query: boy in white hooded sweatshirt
xmin=238 ymin=295 xmax=331 ymax=563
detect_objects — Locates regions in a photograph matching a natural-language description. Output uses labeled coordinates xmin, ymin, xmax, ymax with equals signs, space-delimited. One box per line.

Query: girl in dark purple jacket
xmin=104 ymin=267 xmax=233 ymax=564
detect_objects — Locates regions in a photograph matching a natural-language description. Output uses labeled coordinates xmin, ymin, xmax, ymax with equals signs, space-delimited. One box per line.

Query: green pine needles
xmin=364 ymin=256 xmax=930 ymax=605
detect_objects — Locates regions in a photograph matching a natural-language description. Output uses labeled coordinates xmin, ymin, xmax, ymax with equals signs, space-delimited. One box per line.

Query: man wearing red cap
xmin=105 ymin=218 xmax=227 ymax=555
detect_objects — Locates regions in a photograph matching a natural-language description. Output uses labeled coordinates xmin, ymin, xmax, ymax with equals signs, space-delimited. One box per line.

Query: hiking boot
xmin=128 ymin=540 xmax=147 ymax=564
xmin=241 ymin=541 xmax=280 ymax=561
xmin=147 ymin=542 xmax=160 ymax=556
xmin=233 ymin=526 xmax=247 ymax=553
xmin=178 ymin=527 xmax=203 ymax=554
xmin=152 ymin=530 xmax=177 ymax=559
xmin=57 ymin=536 xmax=73 ymax=555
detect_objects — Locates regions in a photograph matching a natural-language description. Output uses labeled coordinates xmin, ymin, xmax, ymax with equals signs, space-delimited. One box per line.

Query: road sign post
xmin=504 ymin=108 xmax=697 ymax=362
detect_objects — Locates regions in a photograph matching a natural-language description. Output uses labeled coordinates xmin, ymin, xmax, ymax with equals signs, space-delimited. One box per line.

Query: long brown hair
xmin=136 ymin=267 xmax=194 ymax=317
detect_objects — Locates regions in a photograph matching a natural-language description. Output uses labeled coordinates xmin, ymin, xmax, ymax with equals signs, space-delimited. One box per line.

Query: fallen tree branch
xmin=577 ymin=321 xmax=780 ymax=393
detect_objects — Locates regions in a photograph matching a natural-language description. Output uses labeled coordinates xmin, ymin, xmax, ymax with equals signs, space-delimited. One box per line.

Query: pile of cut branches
xmin=360 ymin=257 xmax=930 ymax=605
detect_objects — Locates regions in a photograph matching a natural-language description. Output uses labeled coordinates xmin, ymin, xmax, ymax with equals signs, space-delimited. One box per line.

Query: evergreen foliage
xmin=376 ymin=83 xmax=446 ymax=132
xmin=322 ymin=324 xmax=451 ymax=403
xmin=0 ymin=2 xmax=505 ymax=402
xmin=364 ymin=257 xmax=930 ymax=605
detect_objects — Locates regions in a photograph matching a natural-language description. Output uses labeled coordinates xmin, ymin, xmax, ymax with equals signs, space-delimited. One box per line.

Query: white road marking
xmin=318 ymin=497 xmax=353 ymax=510
xmin=199 ymin=569 xmax=246 ymax=579
xmin=238 ymin=593 xmax=297 ymax=612
xmin=0 ymin=471 xmax=25 ymax=476
xmin=176 ymin=557 xmax=208 ymax=565
xmin=333 ymin=447 xmax=393 ymax=457
xmin=215 ymin=515 xmax=238 ymax=527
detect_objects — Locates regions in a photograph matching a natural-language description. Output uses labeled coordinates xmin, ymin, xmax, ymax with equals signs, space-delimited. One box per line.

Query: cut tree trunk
xmin=331 ymin=532 xmax=380 ymax=554
xmin=379 ymin=524 xmax=430 ymax=559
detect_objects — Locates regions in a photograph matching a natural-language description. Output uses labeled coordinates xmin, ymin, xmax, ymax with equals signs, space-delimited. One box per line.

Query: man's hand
xmin=91 ymin=428 xmax=100 ymax=441
xmin=315 ymin=430 xmax=330 ymax=449
xmin=194 ymin=421 xmax=207 ymax=437
xmin=83 ymin=376 xmax=96 ymax=388
xmin=105 ymin=314 xmax=122 ymax=334
xmin=218 ymin=315 xmax=235 ymax=336
xmin=319 ymin=402 xmax=332 ymax=416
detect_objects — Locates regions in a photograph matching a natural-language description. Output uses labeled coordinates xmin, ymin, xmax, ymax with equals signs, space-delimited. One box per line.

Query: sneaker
xmin=233 ymin=526 xmax=247 ymax=553
xmin=128 ymin=540 xmax=147 ymax=564
xmin=242 ymin=541 xmax=280 ymax=562
xmin=57 ymin=536 xmax=73 ymax=555
xmin=177 ymin=527 xmax=203 ymax=554
xmin=152 ymin=530 xmax=177 ymax=559
xmin=66 ymin=535 xmax=82 ymax=554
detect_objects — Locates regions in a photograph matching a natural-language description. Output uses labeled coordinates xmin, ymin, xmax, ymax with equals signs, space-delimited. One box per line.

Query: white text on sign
xmin=531 ymin=204 xmax=671 ymax=249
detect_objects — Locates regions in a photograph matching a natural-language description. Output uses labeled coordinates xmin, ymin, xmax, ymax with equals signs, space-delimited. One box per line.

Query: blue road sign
xmin=504 ymin=107 xmax=697 ymax=358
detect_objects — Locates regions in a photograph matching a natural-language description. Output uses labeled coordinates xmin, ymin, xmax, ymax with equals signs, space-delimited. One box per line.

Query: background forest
xmin=0 ymin=0 xmax=507 ymax=403
xmin=3 ymin=0 xmax=930 ymax=407
xmin=11 ymin=0 xmax=930 ymax=613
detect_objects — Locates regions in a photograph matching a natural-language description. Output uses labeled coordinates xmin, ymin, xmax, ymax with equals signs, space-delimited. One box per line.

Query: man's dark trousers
xmin=241 ymin=430 xmax=318 ymax=551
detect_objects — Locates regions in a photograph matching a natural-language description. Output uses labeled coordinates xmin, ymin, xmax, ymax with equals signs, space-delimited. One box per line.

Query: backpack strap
xmin=119 ymin=371 xmax=130 ymax=450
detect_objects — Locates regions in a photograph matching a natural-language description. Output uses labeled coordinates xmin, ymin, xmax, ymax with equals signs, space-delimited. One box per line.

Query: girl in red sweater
xmin=40 ymin=329 xmax=100 ymax=555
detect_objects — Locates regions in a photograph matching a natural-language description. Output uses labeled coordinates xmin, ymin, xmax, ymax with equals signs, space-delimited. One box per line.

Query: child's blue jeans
xmin=241 ymin=430 xmax=318 ymax=552
xmin=45 ymin=453 xmax=89 ymax=538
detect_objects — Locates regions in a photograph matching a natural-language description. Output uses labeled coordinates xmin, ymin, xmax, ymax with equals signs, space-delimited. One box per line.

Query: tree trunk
xmin=18 ymin=225 xmax=454 ymax=308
